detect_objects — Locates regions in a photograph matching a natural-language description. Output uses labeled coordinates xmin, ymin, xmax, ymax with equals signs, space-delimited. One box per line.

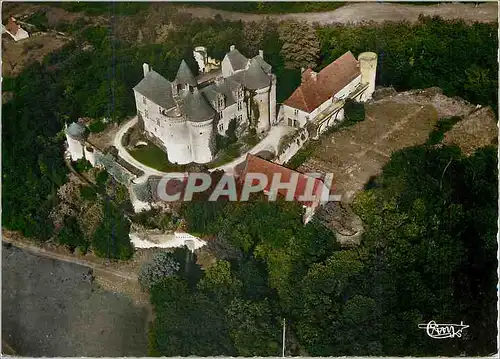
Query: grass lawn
xmin=128 ymin=143 xmax=184 ymax=172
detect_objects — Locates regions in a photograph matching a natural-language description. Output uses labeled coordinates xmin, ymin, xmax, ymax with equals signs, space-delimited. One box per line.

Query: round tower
xmin=84 ymin=145 xmax=96 ymax=166
xmin=254 ymin=85 xmax=271 ymax=133
xmin=188 ymin=118 xmax=215 ymax=164
xmin=164 ymin=112 xmax=192 ymax=165
xmin=193 ymin=46 xmax=208 ymax=74
xmin=358 ymin=52 xmax=378 ymax=102
xmin=65 ymin=122 xmax=86 ymax=161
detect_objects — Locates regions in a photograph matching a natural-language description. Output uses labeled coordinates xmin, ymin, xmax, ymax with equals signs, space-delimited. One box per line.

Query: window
xmin=237 ymin=101 xmax=242 ymax=111
xmin=288 ymin=118 xmax=293 ymax=127
xmin=294 ymin=120 xmax=299 ymax=128
xmin=238 ymin=87 xmax=244 ymax=100
xmin=219 ymin=111 xmax=223 ymax=119
xmin=294 ymin=109 xmax=299 ymax=116
xmin=237 ymin=114 xmax=243 ymax=122
xmin=143 ymin=96 xmax=147 ymax=105
xmin=218 ymin=96 xmax=224 ymax=109
xmin=145 ymin=109 xmax=149 ymax=118
xmin=218 ymin=123 xmax=224 ymax=131
xmin=156 ymin=119 xmax=160 ymax=126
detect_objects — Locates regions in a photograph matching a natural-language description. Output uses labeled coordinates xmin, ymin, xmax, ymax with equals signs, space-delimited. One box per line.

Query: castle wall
xmin=254 ymin=86 xmax=270 ymax=133
xmin=189 ymin=119 xmax=214 ymax=164
xmin=270 ymin=74 xmax=277 ymax=125
xmin=165 ymin=116 xmax=192 ymax=165
xmin=334 ymin=74 xmax=362 ymax=100
xmin=84 ymin=145 xmax=96 ymax=166
xmin=66 ymin=136 xmax=84 ymax=161
xmin=282 ymin=105 xmax=309 ymax=128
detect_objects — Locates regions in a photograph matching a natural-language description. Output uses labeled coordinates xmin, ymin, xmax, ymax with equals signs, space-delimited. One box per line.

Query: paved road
xmin=178 ymin=2 xmax=497 ymax=24
xmin=113 ymin=116 xmax=168 ymax=178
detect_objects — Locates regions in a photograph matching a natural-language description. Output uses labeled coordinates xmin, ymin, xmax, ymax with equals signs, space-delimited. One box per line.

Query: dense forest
xmin=1 ymin=5 xmax=497 ymax=355
xmin=151 ymin=143 xmax=497 ymax=356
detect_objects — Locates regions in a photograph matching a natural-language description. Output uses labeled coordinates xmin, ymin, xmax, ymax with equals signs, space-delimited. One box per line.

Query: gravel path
xmin=2 ymin=244 xmax=149 ymax=357
xmin=177 ymin=2 xmax=497 ymax=24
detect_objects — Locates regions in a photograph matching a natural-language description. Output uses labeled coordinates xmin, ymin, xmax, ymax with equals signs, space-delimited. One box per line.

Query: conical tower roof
xmin=175 ymin=60 xmax=197 ymax=87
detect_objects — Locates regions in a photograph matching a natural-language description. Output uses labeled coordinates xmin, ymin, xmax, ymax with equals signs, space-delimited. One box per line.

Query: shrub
xmin=80 ymin=185 xmax=98 ymax=201
xmin=88 ymin=119 xmax=106 ymax=133
xmin=343 ymin=99 xmax=365 ymax=124
xmin=139 ymin=251 xmax=181 ymax=291
xmin=426 ymin=116 xmax=461 ymax=145
xmin=74 ymin=158 xmax=93 ymax=173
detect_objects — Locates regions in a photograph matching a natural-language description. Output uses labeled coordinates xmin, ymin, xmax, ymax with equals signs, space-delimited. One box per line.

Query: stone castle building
xmin=132 ymin=45 xmax=277 ymax=165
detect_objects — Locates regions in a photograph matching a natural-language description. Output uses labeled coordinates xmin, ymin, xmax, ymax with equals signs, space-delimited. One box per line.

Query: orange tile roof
xmin=284 ymin=51 xmax=360 ymax=113
xmin=239 ymin=154 xmax=324 ymax=207
xmin=5 ymin=17 xmax=19 ymax=35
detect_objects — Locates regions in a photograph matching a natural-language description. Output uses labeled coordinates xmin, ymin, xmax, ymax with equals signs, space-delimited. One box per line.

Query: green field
xmin=128 ymin=143 xmax=183 ymax=172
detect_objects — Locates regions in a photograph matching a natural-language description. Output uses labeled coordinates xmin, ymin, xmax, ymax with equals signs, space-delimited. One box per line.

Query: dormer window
xmin=142 ymin=96 xmax=147 ymax=105
xmin=218 ymin=95 xmax=224 ymax=110
xmin=294 ymin=109 xmax=299 ymax=116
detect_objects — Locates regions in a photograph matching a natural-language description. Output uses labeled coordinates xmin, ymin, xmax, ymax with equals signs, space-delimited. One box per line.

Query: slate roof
xmin=180 ymin=90 xmax=216 ymax=122
xmin=66 ymin=122 xmax=86 ymax=139
xmin=252 ymin=55 xmax=272 ymax=74
xmin=175 ymin=60 xmax=198 ymax=87
xmin=225 ymin=49 xmax=249 ymax=72
xmin=242 ymin=58 xmax=271 ymax=90
xmin=239 ymin=154 xmax=324 ymax=207
xmin=133 ymin=70 xmax=175 ymax=110
xmin=283 ymin=51 xmax=360 ymax=113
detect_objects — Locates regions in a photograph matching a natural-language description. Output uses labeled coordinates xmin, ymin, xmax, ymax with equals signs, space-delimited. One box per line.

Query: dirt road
xmin=177 ymin=2 xmax=497 ymax=24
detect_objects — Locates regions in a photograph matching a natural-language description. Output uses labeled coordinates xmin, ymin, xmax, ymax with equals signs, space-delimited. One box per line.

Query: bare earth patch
xmin=299 ymin=101 xmax=440 ymax=203
xmin=2 ymin=33 xmax=69 ymax=77
xmin=443 ymin=107 xmax=498 ymax=156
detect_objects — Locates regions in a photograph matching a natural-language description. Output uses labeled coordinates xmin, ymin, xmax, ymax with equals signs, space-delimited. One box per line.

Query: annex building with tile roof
xmin=281 ymin=51 xmax=377 ymax=137
xmin=133 ymin=45 xmax=277 ymax=165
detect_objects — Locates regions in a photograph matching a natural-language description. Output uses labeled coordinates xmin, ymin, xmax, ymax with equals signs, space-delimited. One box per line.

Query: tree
xmin=91 ymin=202 xmax=134 ymax=260
xmin=139 ymin=251 xmax=181 ymax=291
xmin=278 ymin=20 xmax=320 ymax=69
xmin=225 ymin=298 xmax=281 ymax=356
xmin=197 ymin=260 xmax=242 ymax=304
xmin=56 ymin=215 xmax=88 ymax=251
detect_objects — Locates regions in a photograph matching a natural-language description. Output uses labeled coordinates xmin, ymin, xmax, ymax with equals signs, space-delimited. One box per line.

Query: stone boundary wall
xmin=274 ymin=126 xmax=310 ymax=165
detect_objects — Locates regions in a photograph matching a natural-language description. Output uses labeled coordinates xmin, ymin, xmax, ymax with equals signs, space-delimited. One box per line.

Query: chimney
xmin=143 ymin=63 xmax=150 ymax=77
xmin=311 ymin=71 xmax=317 ymax=81
xmin=301 ymin=67 xmax=305 ymax=74
xmin=230 ymin=45 xmax=235 ymax=51
xmin=259 ymin=49 xmax=264 ymax=58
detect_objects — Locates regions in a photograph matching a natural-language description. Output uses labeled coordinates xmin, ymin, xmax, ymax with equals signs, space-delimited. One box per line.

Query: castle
xmin=132 ymin=45 xmax=277 ymax=165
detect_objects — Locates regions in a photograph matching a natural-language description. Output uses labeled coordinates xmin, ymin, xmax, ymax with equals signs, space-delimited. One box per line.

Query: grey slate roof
xmin=133 ymin=70 xmax=175 ymax=110
xmin=225 ymin=49 xmax=249 ymax=72
xmin=252 ymin=55 xmax=272 ymax=74
xmin=175 ymin=60 xmax=198 ymax=87
xmin=66 ymin=122 xmax=86 ymax=139
xmin=242 ymin=59 xmax=270 ymax=90
xmin=180 ymin=90 xmax=216 ymax=122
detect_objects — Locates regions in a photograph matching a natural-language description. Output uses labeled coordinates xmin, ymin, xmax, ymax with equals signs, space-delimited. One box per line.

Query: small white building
xmin=132 ymin=45 xmax=277 ymax=165
xmin=281 ymin=51 xmax=377 ymax=137
xmin=2 ymin=17 xmax=29 ymax=42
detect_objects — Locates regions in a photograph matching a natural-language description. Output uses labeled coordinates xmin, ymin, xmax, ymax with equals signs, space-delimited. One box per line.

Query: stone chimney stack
xmin=311 ymin=71 xmax=317 ymax=81
xmin=259 ymin=49 xmax=264 ymax=58
xmin=143 ymin=63 xmax=150 ymax=77
xmin=230 ymin=45 xmax=235 ymax=51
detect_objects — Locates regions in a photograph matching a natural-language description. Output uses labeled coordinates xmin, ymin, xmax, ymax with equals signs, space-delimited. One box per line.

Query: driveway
xmin=177 ymin=2 xmax=497 ymax=24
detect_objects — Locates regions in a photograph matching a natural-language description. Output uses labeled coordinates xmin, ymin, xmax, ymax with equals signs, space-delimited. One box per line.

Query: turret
xmin=357 ymin=52 xmax=377 ymax=102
